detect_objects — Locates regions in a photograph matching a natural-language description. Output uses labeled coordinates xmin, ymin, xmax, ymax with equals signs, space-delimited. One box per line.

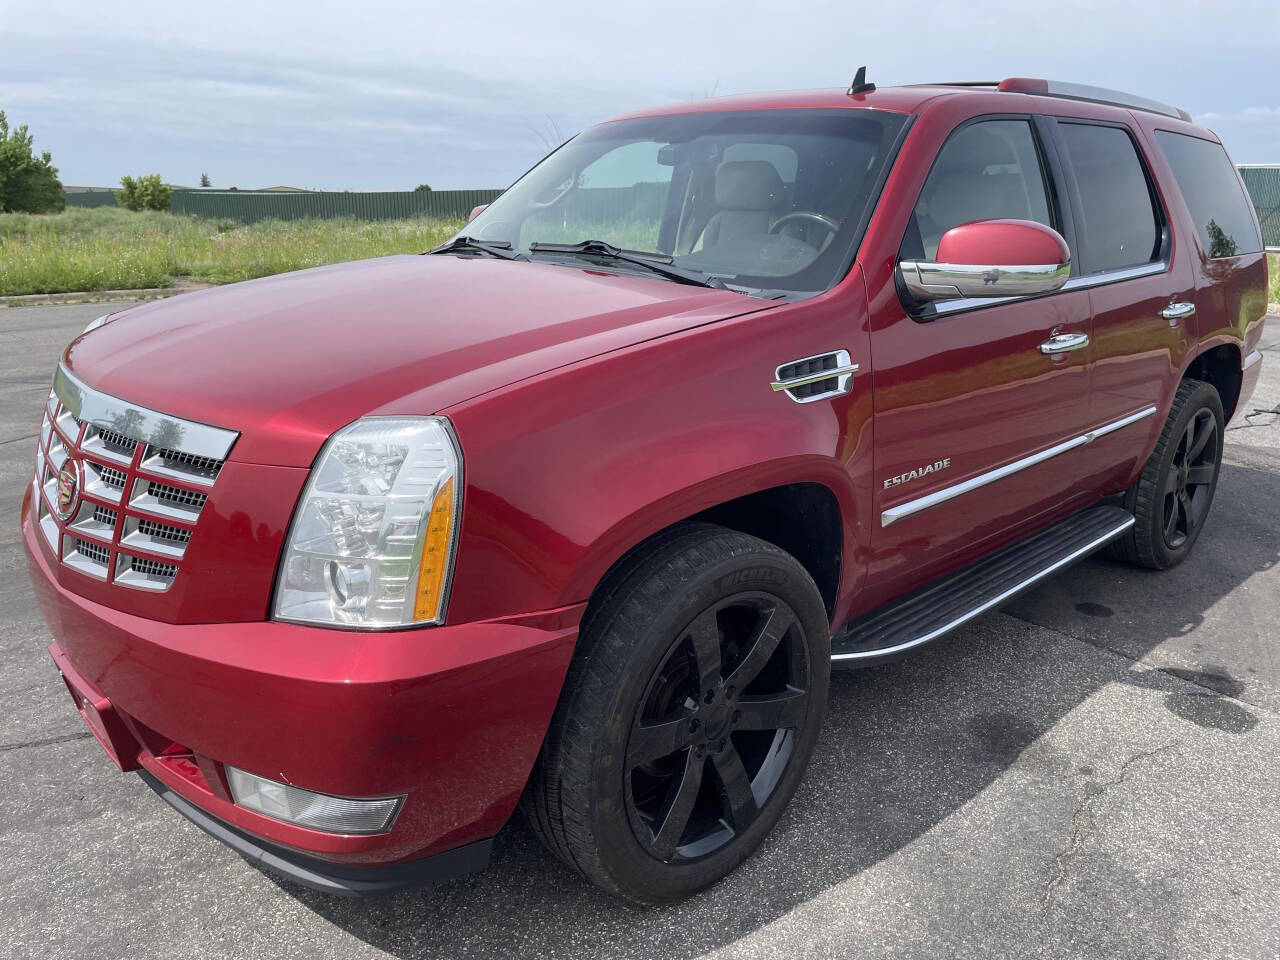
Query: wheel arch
xmin=1182 ymin=340 xmax=1243 ymax=422
xmin=564 ymin=464 xmax=855 ymax=625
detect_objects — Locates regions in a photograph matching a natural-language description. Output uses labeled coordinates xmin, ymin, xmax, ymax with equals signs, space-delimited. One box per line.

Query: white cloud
xmin=3 ymin=0 xmax=1277 ymax=189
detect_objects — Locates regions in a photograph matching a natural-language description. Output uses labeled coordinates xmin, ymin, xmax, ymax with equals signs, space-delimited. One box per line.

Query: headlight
xmin=273 ymin=417 xmax=462 ymax=629
xmin=82 ymin=314 xmax=110 ymax=334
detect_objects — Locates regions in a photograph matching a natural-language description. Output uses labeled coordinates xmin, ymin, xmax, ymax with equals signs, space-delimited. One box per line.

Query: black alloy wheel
xmin=1162 ymin=407 xmax=1218 ymax=549
xmin=1112 ymin=378 xmax=1224 ymax=570
xmin=626 ymin=593 xmax=810 ymax=862
xmin=522 ymin=523 xmax=830 ymax=904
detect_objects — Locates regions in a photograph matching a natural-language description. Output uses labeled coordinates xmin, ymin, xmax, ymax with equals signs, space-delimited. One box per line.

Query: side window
xmin=519 ymin=141 xmax=674 ymax=252
xmin=1056 ymin=123 xmax=1160 ymax=274
xmin=1155 ymin=131 xmax=1261 ymax=258
xmin=907 ymin=120 xmax=1053 ymax=261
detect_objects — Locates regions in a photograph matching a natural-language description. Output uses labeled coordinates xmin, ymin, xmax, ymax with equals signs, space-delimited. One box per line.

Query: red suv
xmin=23 ymin=76 xmax=1267 ymax=904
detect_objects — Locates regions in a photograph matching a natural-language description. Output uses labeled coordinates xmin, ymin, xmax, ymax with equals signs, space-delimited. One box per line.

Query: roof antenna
xmin=847 ymin=65 xmax=876 ymax=96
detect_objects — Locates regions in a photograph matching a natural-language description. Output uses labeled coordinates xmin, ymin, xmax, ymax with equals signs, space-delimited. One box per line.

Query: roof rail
xmin=995 ymin=78 xmax=1193 ymax=122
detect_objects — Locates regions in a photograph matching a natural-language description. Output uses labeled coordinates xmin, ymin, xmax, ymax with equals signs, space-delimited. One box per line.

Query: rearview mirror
xmin=898 ymin=219 xmax=1071 ymax=303
xmin=468 ymin=203 xmax=489 ymax=221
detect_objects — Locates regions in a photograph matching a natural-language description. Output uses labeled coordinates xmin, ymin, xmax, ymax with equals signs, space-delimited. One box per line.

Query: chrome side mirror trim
xmin=898 ymin=259 xmax=1071 ymax=303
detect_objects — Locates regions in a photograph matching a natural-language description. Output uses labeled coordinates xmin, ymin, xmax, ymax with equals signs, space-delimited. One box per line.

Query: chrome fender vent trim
xmin=771 ymin=350 xmax=859 ymax=404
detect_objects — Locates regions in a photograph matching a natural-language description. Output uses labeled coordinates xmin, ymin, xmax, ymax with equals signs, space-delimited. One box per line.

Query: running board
xmin=831 ymin=504 xmax=1134 ymax=666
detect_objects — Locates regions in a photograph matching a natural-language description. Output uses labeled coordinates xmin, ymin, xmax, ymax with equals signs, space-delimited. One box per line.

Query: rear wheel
xmin=523 ymin=523 xmax=830 ymax=904
xmin=1111 ymin=378 xmax=1224 ymax=569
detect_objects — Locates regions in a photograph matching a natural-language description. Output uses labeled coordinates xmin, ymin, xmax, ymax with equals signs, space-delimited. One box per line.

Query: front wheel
xmin=522 ymin=523 xmax=830 ymax=904
xmin=1111 ymin=378 xmax=1224 ymax=570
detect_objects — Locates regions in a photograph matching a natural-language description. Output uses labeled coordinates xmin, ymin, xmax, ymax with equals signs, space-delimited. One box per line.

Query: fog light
xmin=225 ymin=767 xmax=403 ymax=835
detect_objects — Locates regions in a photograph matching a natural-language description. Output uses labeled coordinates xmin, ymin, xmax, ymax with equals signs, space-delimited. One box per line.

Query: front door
xmin=862 ymin=116 xmax=1096 ymax=607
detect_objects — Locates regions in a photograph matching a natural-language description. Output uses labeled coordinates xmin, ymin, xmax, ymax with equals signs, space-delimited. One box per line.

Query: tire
xmin=522 ymin=522 xmax=831 ymax=905
xmin=1110 ymin=378 xmax=1224 ymax=570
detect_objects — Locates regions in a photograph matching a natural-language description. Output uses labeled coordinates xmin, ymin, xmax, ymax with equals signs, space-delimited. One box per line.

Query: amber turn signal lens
xmin=413 ymin=476 xmax=456 ymax=622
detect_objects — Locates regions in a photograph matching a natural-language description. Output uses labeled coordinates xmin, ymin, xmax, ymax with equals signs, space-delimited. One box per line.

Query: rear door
xmin=863 ymin=115 xmax=1096 ymax=604
xmin=1045 ymin=118 xmax=1195 ymax=495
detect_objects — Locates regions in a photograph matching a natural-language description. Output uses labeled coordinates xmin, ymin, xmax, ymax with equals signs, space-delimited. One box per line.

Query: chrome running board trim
xmin=881 ymin=405 xmax=1157 ymax=527
xmin=833 ymin=507 xmax=1134 ymax=663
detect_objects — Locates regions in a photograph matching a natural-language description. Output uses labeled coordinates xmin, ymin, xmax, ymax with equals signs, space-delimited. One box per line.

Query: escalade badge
xmin=884 ymin=458 xmax=951 ymax=490
xmin=55 ymin=460 xmax=82 ymax=521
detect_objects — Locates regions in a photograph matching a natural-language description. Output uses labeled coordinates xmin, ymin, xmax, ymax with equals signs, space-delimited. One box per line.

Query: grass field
xmin=0 ymin=208 xmax=465 ymax=296
xmin=2 ymin=209 xmax=1279 ymax=305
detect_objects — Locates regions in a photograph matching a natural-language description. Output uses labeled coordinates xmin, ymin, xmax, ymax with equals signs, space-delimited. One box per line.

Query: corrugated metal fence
xmin=170 ymin=188 xmax=501 ymax=222
xmin=64 ymin=188 xmax=501 ymax=222
xmin=60 ymin=168 xmax=1280 ymax=245
xmin=1239 ymin=166 xmax=1280 ymax=250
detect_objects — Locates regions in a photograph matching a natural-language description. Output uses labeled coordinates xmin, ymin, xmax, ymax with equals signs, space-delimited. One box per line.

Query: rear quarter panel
xmin=442 ymin=272 xmax=876 ymax=628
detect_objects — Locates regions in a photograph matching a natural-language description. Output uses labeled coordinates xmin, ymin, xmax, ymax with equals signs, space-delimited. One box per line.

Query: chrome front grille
xmin=32 ymin=365 xmax=239 ymax=592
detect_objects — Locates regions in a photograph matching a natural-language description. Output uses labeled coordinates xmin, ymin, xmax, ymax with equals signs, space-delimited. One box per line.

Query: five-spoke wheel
xmin=1113 ymin=378 xmax=1224 ymax=569
xmin=523 ymin=523 xmax=829 ymax=904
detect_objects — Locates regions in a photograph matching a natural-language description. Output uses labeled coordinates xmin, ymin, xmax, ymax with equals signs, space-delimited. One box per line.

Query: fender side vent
xmin=771 ymin=350 xmax=859 ymax=404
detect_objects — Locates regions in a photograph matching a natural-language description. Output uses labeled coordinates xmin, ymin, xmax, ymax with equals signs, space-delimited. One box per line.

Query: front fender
xmin=442 ymin=273 xmax=875 ymax=628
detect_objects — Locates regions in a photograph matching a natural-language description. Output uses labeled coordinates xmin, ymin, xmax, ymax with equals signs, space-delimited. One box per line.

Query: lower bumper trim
xmin=139 ymin=769 xmax=493 ymax=896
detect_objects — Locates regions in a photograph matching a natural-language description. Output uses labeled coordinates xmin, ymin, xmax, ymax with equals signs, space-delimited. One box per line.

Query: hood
xmin=64 ymin=254 xmax=775 ymax=466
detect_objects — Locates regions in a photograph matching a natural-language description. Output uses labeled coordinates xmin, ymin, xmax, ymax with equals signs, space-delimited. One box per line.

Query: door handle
xmin=1039 ymin=332 xmax=1090 ymax=355
xmin=1160 ymin=302 xmax=1196 ymax=321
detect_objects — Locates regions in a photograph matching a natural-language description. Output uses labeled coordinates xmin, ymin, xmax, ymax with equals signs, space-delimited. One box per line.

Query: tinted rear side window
xmin=1155 ymin=131 xmax=1261 ymax=258
xmin=1057 ymin=123 xmax=1161 ymax=274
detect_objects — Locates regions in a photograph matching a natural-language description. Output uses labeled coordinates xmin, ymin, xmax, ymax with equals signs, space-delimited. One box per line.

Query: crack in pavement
xmin=1043 ymin=742 xmax=1180 ymax=907
xmin=1000 ymin=608 xmax=1278 ymax=716
xmin=0 ymin=433 xmax=38 ymax=446
xmin=1226 ymin=407 xmax=1279 ymax=432
xmin=0 ymin=731 xmax=92 ymax=754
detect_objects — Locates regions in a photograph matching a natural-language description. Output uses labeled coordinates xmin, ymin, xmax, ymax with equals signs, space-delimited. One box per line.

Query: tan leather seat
xmin=698 ymin=160 xmax=785 ymax=249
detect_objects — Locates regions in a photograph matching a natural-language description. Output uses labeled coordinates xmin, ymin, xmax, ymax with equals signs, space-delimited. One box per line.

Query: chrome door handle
xmin=1039 ymin=332 xmax=1090 ymax=355
xmin=1160 ymin=302 xmax=1196 ymax=321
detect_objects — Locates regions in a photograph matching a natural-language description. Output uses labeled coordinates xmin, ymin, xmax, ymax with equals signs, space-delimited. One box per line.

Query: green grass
xmin=1269 ymin=253 xmax=1279 ymax=306
xmin=0 ymin=207 xmax=465 ymax=296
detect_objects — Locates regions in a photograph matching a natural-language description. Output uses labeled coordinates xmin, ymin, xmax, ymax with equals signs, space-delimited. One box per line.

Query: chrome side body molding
xmin=929 ymin=260 xmax=1169 ymax=318
xmin=880 ymin=405 xmax=1157 ymax=527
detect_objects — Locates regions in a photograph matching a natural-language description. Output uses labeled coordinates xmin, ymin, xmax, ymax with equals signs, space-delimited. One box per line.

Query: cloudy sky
xmin=2 ymin=1 xmax=1276 ymax=191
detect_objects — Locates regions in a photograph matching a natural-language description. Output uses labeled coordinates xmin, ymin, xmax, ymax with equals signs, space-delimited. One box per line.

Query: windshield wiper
xmin=527 ymin=240 xmax=726 ymax=290
xmin=427 ymin=236 xmax=528 ymax=261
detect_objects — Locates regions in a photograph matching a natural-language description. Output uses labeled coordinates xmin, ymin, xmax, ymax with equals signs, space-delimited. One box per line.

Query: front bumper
xmin=23 ymin=493 xmax=581 ymax=885
xmin=139 ymin=769 xmax=493 ymax=896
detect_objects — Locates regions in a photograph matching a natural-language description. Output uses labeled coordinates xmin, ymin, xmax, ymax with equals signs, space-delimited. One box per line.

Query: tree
xmin=116 ymin=173 xmax=171 ymax=212
xmin=0 ymin=110 xmax=65 ymax=213
xmin=199 ymin=172 xmax=211 ymax=188
xmin=1206 ymin=218 xmax=1237 ymax=259
xmin=414 ymin=183 xmax=432 ymax=192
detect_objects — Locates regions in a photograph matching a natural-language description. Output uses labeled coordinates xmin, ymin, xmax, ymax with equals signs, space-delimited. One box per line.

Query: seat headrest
xmin=714 ymin=160 xmax=784 ymax=211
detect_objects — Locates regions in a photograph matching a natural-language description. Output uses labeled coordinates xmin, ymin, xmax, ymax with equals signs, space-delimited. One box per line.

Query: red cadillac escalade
xmin=23 ymin=75 xmax=1267 ymax=904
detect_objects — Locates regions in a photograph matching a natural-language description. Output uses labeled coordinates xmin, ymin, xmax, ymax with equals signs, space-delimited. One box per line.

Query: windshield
xmin=459 ymin=108 xmax=908 ymax=296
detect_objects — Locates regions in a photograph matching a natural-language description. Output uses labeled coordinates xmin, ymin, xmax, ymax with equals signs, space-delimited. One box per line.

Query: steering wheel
xmin=769 ymin=211 xmax=841 ymax=244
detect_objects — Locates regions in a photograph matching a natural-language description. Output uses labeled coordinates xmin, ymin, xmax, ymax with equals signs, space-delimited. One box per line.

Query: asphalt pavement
xmin=1 ymin=301 xmax=1277 ymax=959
